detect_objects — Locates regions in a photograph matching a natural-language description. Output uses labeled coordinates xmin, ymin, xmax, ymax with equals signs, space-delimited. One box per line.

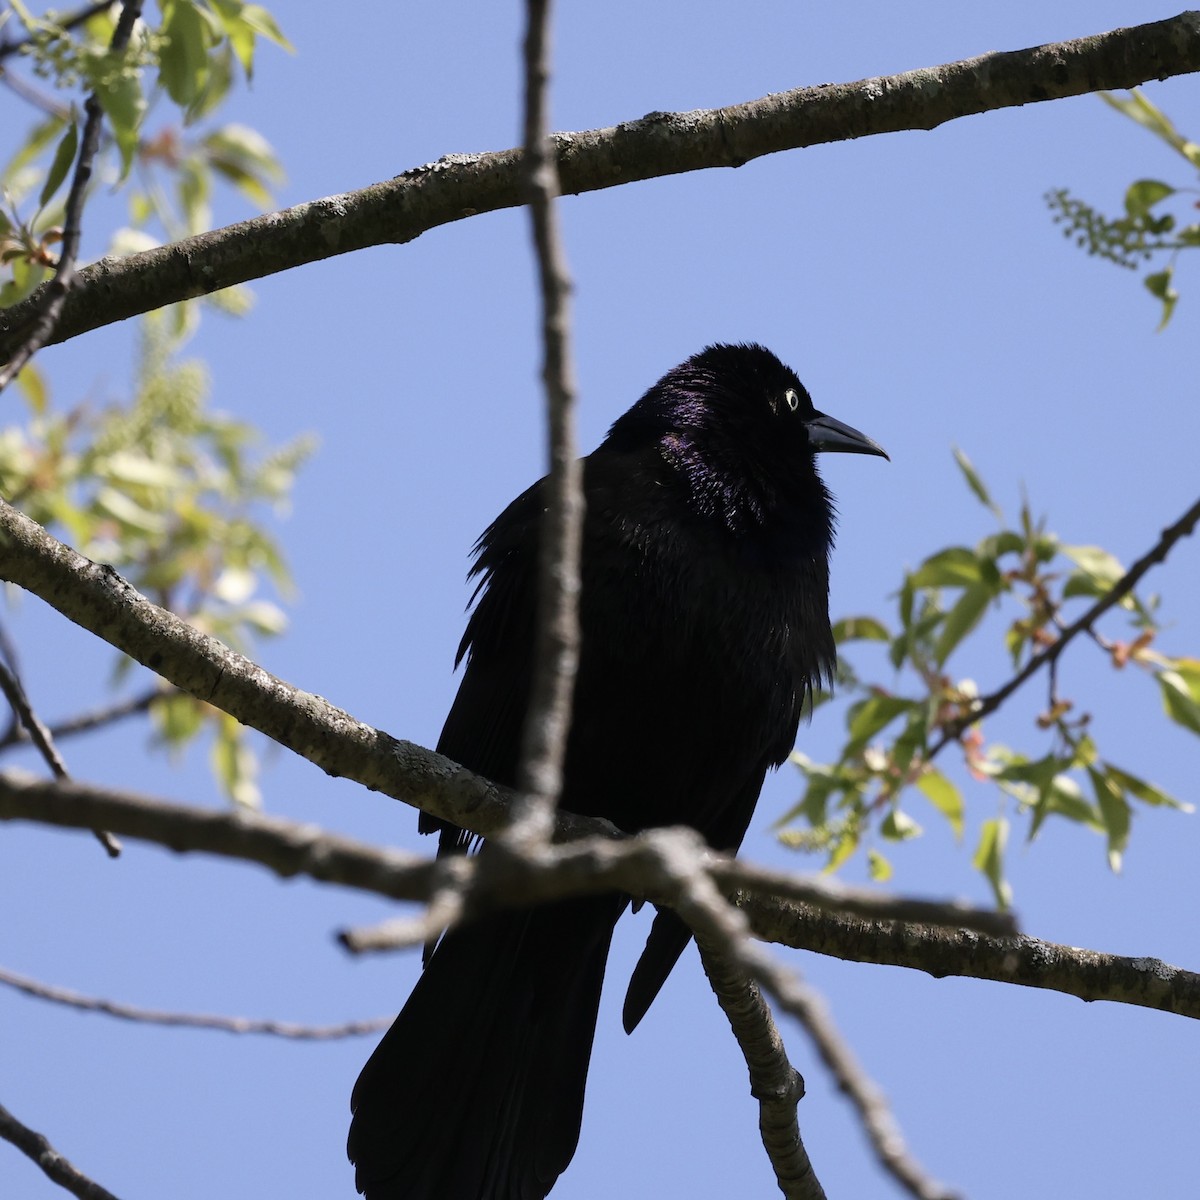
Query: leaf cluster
xmin=1 ymin=0 xmax=288 ymax=322
xmin=1046 ymin=90 xmax=1200 ymax=328
xmin=0 ymin=316 xmax=315 ymax=804
xmin=777 ymin=449 xmax=1196 ymax=906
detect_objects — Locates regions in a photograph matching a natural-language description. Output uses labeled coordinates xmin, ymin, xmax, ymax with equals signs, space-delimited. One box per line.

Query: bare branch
xmin=0 ymin=964 xmax=391 ymax=1039
xmin=509 ymin=0 xmax=582 ymax=849
xmin=0 ymin=0 xmax=145 ymax=393
xmin=783 ymin=972 xmax=960 ymax=1200
xmin=3 ymin=12 xmax=1199 ymax=361
xmin=698 ymin=943 xmax=825 ymax=1200
xmin=0 ymin=1099 xmax=122 ymax=1200
xmin=743 ymin=892 xmax=1200 ymax=1018
xmin=0 ymin=686 xmax=164 ymax=752
xmin=0 ymin=657 xmax=120 ymax=856
xmin=932 ymin=493 xmax=1200 ymax=753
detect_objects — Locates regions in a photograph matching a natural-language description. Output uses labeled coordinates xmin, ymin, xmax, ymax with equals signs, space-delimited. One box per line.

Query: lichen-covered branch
xmin=2 ymin=12 xmax=1198 ymax=361
xmin=743 ymin=892 xmax=1200 ymax=1018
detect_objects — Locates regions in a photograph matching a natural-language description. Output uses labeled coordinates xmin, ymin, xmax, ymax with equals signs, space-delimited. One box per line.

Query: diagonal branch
xmin=0 ymin=1099 xmax=122 ymax=1200
xmin=931 ymin=492 xmax=1200 ymax=753
xmin=3 ymin=12 xmax=1199 ymax=362
xmin=786 ymin=972 xmax=959 ymax=1200
xmin=0 ymin=657 xmax=120 ymax=856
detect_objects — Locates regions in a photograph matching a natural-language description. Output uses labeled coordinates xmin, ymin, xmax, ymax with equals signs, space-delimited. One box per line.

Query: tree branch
xmin=931 ymin=492 xmax=1200 ymax=752
xmin=3 ymin=12 xmax=1199 ymax=362
xmin=0 ymin=686 xmax=163 ymax=752
xmin=744 ymin=892 xmax=1200 ymax=1018
xmin=784 ymin=971 xmax=959 ymax=1200
xmin=0 ymin=1099 xmax=122 ymax=1200
xmin=697 ymin=943 xmax=824 ymax=1200
xmin=0 ymin=964 xmax=391 ymax=1039
xmin=0 ymin=654 xmax=120 ymax=856
xmin=2 ymin=769 xmax=1195 ymax=1019
xmin=0 ymin=498 xmax=1013 ymax=937
xmin=510 ymin=0 xmax=582 ymax=848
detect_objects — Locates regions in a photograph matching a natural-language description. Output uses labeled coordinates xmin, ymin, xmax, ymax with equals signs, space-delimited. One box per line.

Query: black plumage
xmin=348 ymin=343 xmax=886 ymax=1200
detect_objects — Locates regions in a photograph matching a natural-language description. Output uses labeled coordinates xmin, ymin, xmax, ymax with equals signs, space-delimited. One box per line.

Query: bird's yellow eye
xmin=784 ymin=389 xmax=800 ymax=412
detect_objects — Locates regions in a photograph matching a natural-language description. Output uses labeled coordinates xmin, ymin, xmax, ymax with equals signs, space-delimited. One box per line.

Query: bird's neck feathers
xmin=655 ymin=426 xmax=836 ymax=555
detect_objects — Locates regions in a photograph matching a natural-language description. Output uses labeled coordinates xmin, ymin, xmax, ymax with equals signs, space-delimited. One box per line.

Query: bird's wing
xmin=419 ymin=479 xmax=544 ymax=854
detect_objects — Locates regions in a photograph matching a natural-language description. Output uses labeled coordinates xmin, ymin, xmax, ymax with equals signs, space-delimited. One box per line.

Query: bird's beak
xmin=805 ymin=412 xmax=889 ymax=460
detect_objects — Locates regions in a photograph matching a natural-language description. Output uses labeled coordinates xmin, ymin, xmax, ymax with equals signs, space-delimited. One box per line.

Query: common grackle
xmin=348 ymin=342 xmax=887 ymax=1199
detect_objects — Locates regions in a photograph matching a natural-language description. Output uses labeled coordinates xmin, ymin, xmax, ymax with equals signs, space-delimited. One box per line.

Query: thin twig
xmin=0 ymin=1099 xmax=122 ymax=1200
xmin=931 ymin=493 xmax=1200 ymax=756
xmin=0 ymin=686 xmax=164 ymax=752
xmin=0 ymin=1 xmax=116 ymax=63
xmin=782 ymin=972 xmax=961 ymax=1200
xmin=0 ymin=0 xmax=144 ymax=394
xmin=0 ymin=662 xmax=119 ymax=855
xmin=508 ymin=0 xmax=582 ymax=850
xmin=0 ymin=965 xmax=391 ymax=1039
xmin=698 ymin=942 xmax=824 ymax=1200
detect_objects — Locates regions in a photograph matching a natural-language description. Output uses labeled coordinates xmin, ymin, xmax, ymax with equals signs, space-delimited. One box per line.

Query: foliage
xmin=0 ymin=316 xmax=315 ymax=804
xmin=0 ymin=1 xmax=296 ymax=804
xmin=1046 ymin=90 xmax=1200 ymax=329
xmin=1 ymin=0 xmax=289 ymax=330
xmin=778 ymin=448 xmax=1196 ymax=906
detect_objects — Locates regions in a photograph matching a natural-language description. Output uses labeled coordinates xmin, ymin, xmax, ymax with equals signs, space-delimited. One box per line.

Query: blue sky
xmin=3 ymin=3 xmax=1199 ymax=1198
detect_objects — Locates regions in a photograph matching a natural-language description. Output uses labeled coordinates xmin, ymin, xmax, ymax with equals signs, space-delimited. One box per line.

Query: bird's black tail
xmin=348 ymin=893 xmax=625 ymax=1200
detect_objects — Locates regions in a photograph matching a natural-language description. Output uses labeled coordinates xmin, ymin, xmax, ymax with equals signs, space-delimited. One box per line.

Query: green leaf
xmin=952 ymin=446 xmax=1001 ymax=518
xmin=867 ymin=848 xmax=892 ymax=882
xmin=160 ymin=0 xmax=212 ymax=110
xmin=934 ymin=580 xmax=994 ymax=666
xmin=1104 ymin=763 xmax=1193 ymax=812
xmin=880 ymin=808 xmax=922 ymax=842
xmin=1061 ymin=544 xmax=1124 ymax=586
xmin=151 ymin=691 xmax=205 ymax=746
xmin=1124 ymin=179 xmax=1175 ymax=219
xmin=910 ymin=546 xmax=984 ymax=589
xmin=824 ymin=828 xmax=860 ymax=873
xmin=1088 ymin=767 xmax=1130 ymax=873
xmin=15 ymin=363 xmax=48 ymax=415
xmin=832 ymin=615 xmax=891 ymax=644
xmin=38 ymin=120 xmax=78 ymax=212
xmin=93 ymin=62 xmax=146 ymax=179
xmin=916 ymin=768 xmax=964 ymax=839
xmin=972 ymin=817 xmax=1012 ymax=908
xmin=847 ymin=693 xmax=913 ymax=745
xmin=1144 ymin=266 xmax=1178 ymax=331
xmin=1028 ymin=774 xmax=1104 ymax=841
xmin=1158 ymin=668 xmax=1200 ymax=736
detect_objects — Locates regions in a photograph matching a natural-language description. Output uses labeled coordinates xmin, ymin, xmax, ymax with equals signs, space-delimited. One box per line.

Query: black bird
xmin=348 ymin=343 xmax=886 ymax=1200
